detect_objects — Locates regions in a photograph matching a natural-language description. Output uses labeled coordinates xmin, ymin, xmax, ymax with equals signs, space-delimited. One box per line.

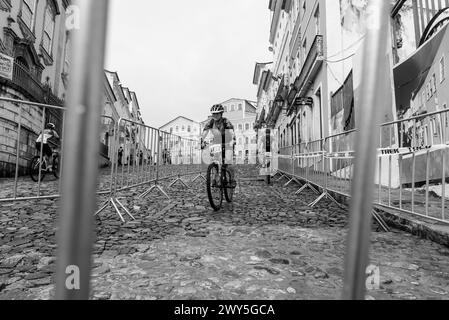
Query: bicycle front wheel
xmin=53 ymin=154 xmax=60 ymax=179
xmin=29 ymin=156 xmax=46 ymax=182
xmin=206 ymin=163 xmax=222 ymax=211
xmin=224 ymin=169 xmax=234 ymax=203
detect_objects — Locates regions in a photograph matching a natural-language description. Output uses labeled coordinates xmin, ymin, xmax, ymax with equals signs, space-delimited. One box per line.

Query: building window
xmin=245 ymin=123 xmax=250 ymax=131
xmin=231 ymin=105 xmax=235 ymax=111
xmin=440 ymin=56 xmax=446 ymax=83
xmin=238 ymin=138 xmax=242 ymax=145
xmin=443 ymin=104 xmax=448 ymax=128
xmin=63 ymin=33 xmax=71 ymax=76
xmin=170 ymin=128 xmax=173 ymax=134
xmin=176 ymin=126 xmax=179 ymax=132
xmin=302 ymin=38 xmax=307 ymax=63
xmin=314 ymin=6 xmax=320 ymax=35
xmin=238 ymin=124 xmax=243 ymax=131
xmin=182 ymin=126 xmax=185 ymax=131
xmin=187 ymin=126 xmax=191 ymax=133
xmin=431 ymin=118 xmax=438 ymax=136
xmin=42 ymin=4 xmax=56 ymax=55
xmin=422 ymin=91 xmax=426 ymax=108
xmin=238 ymin=104 xmax=243 ymax=111
xmin=245 ymin=137 xmax=249 ymax=145
xmin=430 ymin=73 xmax=437 ymax=95
xmin=21 ymin=0 xmax=36 ymax=31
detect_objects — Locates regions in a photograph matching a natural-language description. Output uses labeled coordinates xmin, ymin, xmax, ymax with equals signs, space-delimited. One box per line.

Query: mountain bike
xmin=29 ymin=150 xmax=60 ymax=182
xmin=201 ymin=140 xmax=236 ymax=211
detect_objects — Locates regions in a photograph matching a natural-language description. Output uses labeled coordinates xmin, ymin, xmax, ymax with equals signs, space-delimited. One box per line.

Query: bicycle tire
xmin=29 ymin=156 xmax=46 ymax=182
xmin=206 ymin=163 xmax=222 ymax=211
xmin=224 ymin=169 xmax=234 ymax=203
xmin=53 ymin=154 xmax=60 ymax=179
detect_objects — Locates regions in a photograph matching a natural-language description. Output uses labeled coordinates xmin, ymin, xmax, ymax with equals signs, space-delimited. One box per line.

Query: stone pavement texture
xmin=1 ymin=165 xmax=449 ymax=300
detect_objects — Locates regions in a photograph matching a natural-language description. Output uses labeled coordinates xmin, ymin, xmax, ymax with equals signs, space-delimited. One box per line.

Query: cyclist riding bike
xmin=35 ymin=123 xmax=60 ymax=172
xmin=200 ymin=104 xmax=237 ymax=188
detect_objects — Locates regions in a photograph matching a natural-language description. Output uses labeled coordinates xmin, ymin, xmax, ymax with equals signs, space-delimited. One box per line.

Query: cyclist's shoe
xmin=47 ymin=165 xmax=53 ymax=172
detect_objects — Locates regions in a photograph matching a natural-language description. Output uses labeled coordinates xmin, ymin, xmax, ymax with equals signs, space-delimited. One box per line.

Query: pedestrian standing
xmin=118 ymin=146 xmax=123 ymax=166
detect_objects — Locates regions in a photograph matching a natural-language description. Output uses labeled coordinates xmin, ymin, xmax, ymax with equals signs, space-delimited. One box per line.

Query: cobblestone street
xmin=1 ymin=165 xmax=449 ymax=300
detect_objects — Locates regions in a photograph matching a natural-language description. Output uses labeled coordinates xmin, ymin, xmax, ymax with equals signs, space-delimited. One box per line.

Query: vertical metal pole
xmin=113 ymin=119 xmax=121 ymax=195
xmin=388 ymin=154 xmax=392 ymax=206
xmin=55 ymin=0 xmax=109 ymax=300
xmin=108 ymin=118 xmax=117 ymax=197
xmin=156 ymin=130 xmax=161 ymax=182
xmin=13 ymin=104 xmax=23 ymax=199
xmin=342 ymin=0 xmax=390 ymax=300
xmin=399 ymin=154 xmax=403 ymax=209
xmin=37 ymin=108 xmax=46 ymax=197
xmin=412 ymin=152 xmax=416 ymax=212
xmin=59 ymin=111 xmax=67 ymax=188
xmin=425 ymin=149 xmax=430 ymax=216
xmin=442 ymin=148 xmax=446 ymax=220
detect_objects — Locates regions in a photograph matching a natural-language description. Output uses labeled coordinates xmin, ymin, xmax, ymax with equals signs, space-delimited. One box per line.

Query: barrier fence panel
xmin=0 ymin=96 xmax=120 ymax=205
xmin=325 ymin=130 xmax=357 ymax=198
xmin=376 ymin=109 xmax=449 ymax=223
xmin=93 ymin=117 xmax=207 ymax=218
xmin=0 ymin=98 xmax=65 ymax=203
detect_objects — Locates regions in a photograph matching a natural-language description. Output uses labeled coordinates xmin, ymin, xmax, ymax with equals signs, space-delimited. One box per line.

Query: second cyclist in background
xmin=35 ymin=123 xmax=59 ymax=172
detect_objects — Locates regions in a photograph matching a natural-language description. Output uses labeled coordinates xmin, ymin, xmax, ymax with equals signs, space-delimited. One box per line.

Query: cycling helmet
xmin=46 ymin=123 xmax=55 ymax=130
xmin=211 ymin=104 xmax=225 ymax=114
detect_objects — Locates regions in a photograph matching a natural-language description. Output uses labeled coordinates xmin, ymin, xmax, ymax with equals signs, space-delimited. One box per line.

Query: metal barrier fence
xmin=376 ymin=108 xmax=449 ymax=223
xmin=0 ymin=97 xmax=120 ymax=203
xmin=95 ymin=117 xmax=207 ymax=222
xmin=277 ymin=110 xmax=449 ymax=225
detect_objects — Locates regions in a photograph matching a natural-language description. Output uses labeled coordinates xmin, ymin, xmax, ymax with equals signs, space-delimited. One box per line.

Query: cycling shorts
xmin=35 ymin=142 xmax=52 ymax=158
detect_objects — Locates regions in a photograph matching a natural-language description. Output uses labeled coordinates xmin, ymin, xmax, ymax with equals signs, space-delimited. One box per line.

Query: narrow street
xmin=1 ymin=165 xmax=449 ymax=300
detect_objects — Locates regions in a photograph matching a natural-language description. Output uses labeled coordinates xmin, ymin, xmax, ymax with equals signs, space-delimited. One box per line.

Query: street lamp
xmin=274 ymin=96 xmax=284 ymax=110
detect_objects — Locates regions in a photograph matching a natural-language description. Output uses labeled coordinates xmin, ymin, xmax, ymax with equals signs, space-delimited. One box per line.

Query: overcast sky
xmin=104 ymin=0 xmax=272 ymax=128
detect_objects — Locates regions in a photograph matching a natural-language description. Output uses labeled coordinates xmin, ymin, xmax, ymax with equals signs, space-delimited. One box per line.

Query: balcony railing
xmin=295 ymin=35 xmax=324 ymax=95
xmin=8 ymin=62 xmax=64 ymax=106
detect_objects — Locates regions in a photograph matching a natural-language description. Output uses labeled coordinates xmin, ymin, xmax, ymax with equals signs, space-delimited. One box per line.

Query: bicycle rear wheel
xmin=224 ymin=169 xmax=234 ymax=203
xmin=29 ymin=156 xmax=46 ymax=182
xmin=206 ymin=163 xmax=222 ymax=211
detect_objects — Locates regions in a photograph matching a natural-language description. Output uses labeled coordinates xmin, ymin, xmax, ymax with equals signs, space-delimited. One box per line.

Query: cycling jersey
xmin=203 ymin=117 xmax=234 ymax=133
xmin=36 ymin=129 xmax=59 ymax=144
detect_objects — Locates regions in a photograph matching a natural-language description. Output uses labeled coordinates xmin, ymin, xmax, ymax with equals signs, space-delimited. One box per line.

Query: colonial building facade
xmin=104 ymin=70 xmax=145 ymax=167
xmin=254 ymin=0 xmax=449 ymax=186
xmin=159 ymin=116 xmax=201 ymax=164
